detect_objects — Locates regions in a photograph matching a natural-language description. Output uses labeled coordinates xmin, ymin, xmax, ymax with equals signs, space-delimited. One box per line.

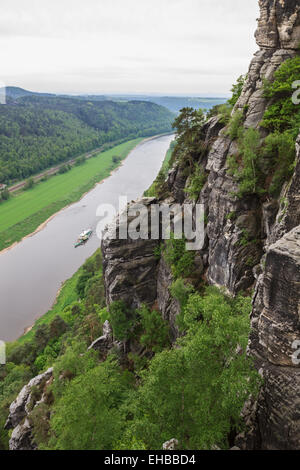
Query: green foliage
xmin=0 ymin=363 xmax=32 ymax=448
xmin=46 ymin=356 xmax=133 ymax=450
xmin=262 ymin=131 xmax=296 ymax=196
xmin=75 ymin=155 xmax=86 ymax=166
xmin=58 ymin=164 xmax=71 ymax=174
xmin=172 ymin=107 xmax=206 ymax=163
xmin=144 ymin=139 xmax=176 ymax=198
xmin=206 ymin=103 xmax=232 ymax=124
xmin=123 ymin=287 xmax=260 ymax=450
xmin=138 ymin=305 xmax=170 ymax=353
xmin=226 ymin=211 xmax=237 ymax=221
xmin=259 ymin=57 xmax=300 ymax=194
xmin=24 ymin=177 xmax=35 ymax=190
xmin=109 ymin=301 xmax=136 ymax=342
xmin=170 ymin=278 xmax=194 ymax=309
xmin=262 ymin=57 xmax=300 ymax=135
xmin=226 ymin=110 xmax=244 ymax=140
xmin=0 ymin=188 xmax=10 ymax=202
xmin=0 ymin=139 xmax=142 ymax=252
xmin=237 ymin=128 xmax=261 ymax=197
xmin=0 ymin=243 xmax=260 ymax=451
xmin=185 ymin=165 xmax=207 ymax=200
xmin=0 ymin=96 xmax=174 ymax=184
xmin=228 ymin=75 xmax=247 ymax=107
xmin=163 ymin=235 xmax=195 ymax=279
xmin=227 ymin=128 xmax=262 ymax=198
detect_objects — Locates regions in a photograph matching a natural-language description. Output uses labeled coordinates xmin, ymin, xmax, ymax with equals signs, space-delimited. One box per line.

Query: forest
xmin=0 ymin=94 xmax=174 ymax=184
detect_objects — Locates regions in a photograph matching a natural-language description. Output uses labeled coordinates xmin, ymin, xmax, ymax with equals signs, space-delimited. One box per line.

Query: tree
xmin=47 ymin=357 xmax=133 ymax=450
xmin=123 ymin=288 xmax=260 ymax=450
xmin=172 ymin=107 xmax=205 ymax=155
xmin=0 ymin=188 xmax=10 ymax=201
xmin=138 ymin=305 xmax=170 ymax=353
xmin=228 ymin=74 xmax=247 ymax=107
xmin=109 ymin=301 xmax=136 ymax=342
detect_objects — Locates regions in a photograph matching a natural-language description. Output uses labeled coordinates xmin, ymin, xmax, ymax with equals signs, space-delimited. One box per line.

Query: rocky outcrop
xmin=238 ymin=226 xmax=300 ymax=449
xmin=88 ymin=320 xmax=114 ymax=353
xmin=269 ymin=133 xmax=300 ymax=244
xmin=100 ymin=0 xmax=300 ymax=449
xmin=162 ymin=438 xmax=179 ymax=450
xmin=102 ymin=198 xmax=160 ymax=309
xmin=5 ymin=367 xmax=53 ymax=450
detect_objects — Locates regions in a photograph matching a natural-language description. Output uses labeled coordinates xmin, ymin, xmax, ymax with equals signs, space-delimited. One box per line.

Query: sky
xmin=0 ymin=0 xmax=260 ymax=96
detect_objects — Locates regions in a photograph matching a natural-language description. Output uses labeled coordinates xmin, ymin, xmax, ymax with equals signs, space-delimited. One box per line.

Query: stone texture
xmin=241 ymin=226 xmax=300 ymax=449
xmin=5 ymin=367 xmax=53 ymax=450
xmin=102 ymin=198 xmax=160 ymax=309
xmin=100 ymin=0 xmax=300 ymax=450
xmin=162 ymin=438 xmax=179 ymax=450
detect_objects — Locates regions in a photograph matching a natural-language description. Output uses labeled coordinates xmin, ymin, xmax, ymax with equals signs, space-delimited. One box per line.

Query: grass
xmin=0 ymin=138 xmax=143 ymax=251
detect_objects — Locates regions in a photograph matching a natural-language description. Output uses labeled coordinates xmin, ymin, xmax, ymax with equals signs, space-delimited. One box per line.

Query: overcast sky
xmin=0 ymin=0 xmax=260 ymax=96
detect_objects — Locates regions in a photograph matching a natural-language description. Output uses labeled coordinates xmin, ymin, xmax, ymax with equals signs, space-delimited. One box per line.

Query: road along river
xmin=0 ymin=134 xmax=174 ymax=341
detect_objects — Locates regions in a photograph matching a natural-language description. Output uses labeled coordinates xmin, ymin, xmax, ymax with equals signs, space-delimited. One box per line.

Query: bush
xmin=228 ymin=74 xmax=247 ymax=107
xmin=163 ymin=235 xmax=195 ymax=279
xmin=262 ymin=56 xmax=300 ymax=136
xmin=138 ymin=305 xmax=170 ymax=353
xmin=24 ymin=177 xmax=35 ymax=190
xmin=262 ymin=131 xmax=296 ymax=196
xmin=185 ymin=165 xmax=207 ymax=201
xmin=227 ymin=128 xmax=262 ymax=198
xmin=58 ymin=164 xmax=71 ymax=174
xmin=0 ymin=188 xmax=10 ymax=201
xmin=109 ymin=301 xmax=136 ymax=342
xmin=124 ymin=287 xmax=260 ymax=450
xmin=226 ymin=110 xmax=244 ymax=140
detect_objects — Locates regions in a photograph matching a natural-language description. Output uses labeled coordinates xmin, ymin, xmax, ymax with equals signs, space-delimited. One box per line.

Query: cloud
xmin=0 ymin=0 xmax=260 ymax=94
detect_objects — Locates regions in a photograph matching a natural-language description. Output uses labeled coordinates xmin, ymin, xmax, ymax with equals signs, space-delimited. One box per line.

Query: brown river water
xmin=0 ymin=134 xmax=174 ymax=341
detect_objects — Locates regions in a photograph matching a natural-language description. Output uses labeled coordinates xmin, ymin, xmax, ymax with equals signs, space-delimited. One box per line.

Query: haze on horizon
xmin=0 ymin=0 xmax=259 ymax=96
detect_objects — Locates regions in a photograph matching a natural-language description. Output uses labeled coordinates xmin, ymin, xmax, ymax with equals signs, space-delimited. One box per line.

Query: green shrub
xmin=227 ymin=128 xmax=262 ymax=198
xmin=262 ymin=56 xmax=300 ymax=136
xmin=185 ymin=165 xmax=207 ymax=200
xmin=109 ymin=301 xmax=136 ymax=342
xmin=262 ymin=131 xmax=296 ymax=196
xmin=228 ymin=75 xmax=247 ymax=107
xmin=0 ymin=188 xmax=10 ymax=201
xmin=123 ymin=287 xmax=260 ymax=450
xmin=163 ymin=235 xmax=195 ymax=279
xmin=226 ymin=110 xmax=244 ymax=140
xmin=24 ymin=177 xmax=35 ymax=190
xmin=138 ymin=305 xmax=170 ymax=353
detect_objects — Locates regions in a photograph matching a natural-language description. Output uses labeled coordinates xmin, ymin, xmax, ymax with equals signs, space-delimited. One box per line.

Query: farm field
xmin=0 ymin=138 xmax=143 ymax=251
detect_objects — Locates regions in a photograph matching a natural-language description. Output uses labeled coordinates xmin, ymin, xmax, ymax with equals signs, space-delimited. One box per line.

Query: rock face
xmin=102 ymin=198 xmax=160 ymax=309
xmin=238 ymin=226 xmax=300 ymax=450
xmin=101 ymin=0 xmax=300 ymax=449
xmin=5 ymin=367 xmax=53 ymax=450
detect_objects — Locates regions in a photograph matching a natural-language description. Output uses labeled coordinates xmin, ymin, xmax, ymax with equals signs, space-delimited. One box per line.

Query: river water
xmin=0 ymin=134 xmax=174 ymax=341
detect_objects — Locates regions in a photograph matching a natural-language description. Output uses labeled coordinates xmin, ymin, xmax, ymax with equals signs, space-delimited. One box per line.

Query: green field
xmin=0 ymin=138 xmax=143 ymax=251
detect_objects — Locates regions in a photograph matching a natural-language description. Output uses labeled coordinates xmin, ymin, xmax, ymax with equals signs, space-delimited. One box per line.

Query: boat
xmin=74 ymin=228 xmax=93 ymax=248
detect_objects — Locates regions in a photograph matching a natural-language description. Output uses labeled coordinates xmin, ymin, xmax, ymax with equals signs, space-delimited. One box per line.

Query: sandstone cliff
xmin=101 ymin=0 xmax=300 ymax=449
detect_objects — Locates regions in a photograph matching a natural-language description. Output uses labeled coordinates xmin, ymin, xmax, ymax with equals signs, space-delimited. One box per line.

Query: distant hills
xmin=0 ymin=90 xmax=174 ymax=184
xmin=1 ymin=87 xmax=227 ymax=114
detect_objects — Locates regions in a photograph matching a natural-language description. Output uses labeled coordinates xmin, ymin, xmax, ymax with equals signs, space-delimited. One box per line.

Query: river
xmin=0 ymin=134 xmax=174 ymax=341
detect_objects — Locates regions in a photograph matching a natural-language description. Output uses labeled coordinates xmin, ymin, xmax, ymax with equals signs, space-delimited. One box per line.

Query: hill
xmin=0 ymin=93 xmax=174 ymax=184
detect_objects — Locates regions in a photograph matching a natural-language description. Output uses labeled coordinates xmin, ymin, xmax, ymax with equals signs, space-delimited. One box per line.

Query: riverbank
xmin=6 ymin=136 xmax=174 ymax=346
xmin=0 ymin=137 xmax=146 ymax=253
xmin=0 ymin=134 xmax=174 ymax=342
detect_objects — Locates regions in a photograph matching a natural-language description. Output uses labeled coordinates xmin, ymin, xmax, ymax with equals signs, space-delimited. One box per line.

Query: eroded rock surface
xmin=5 ymin=367 xmax=53 ymax=450
xmin=100 ymin=0 xmax=300 ymax=449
